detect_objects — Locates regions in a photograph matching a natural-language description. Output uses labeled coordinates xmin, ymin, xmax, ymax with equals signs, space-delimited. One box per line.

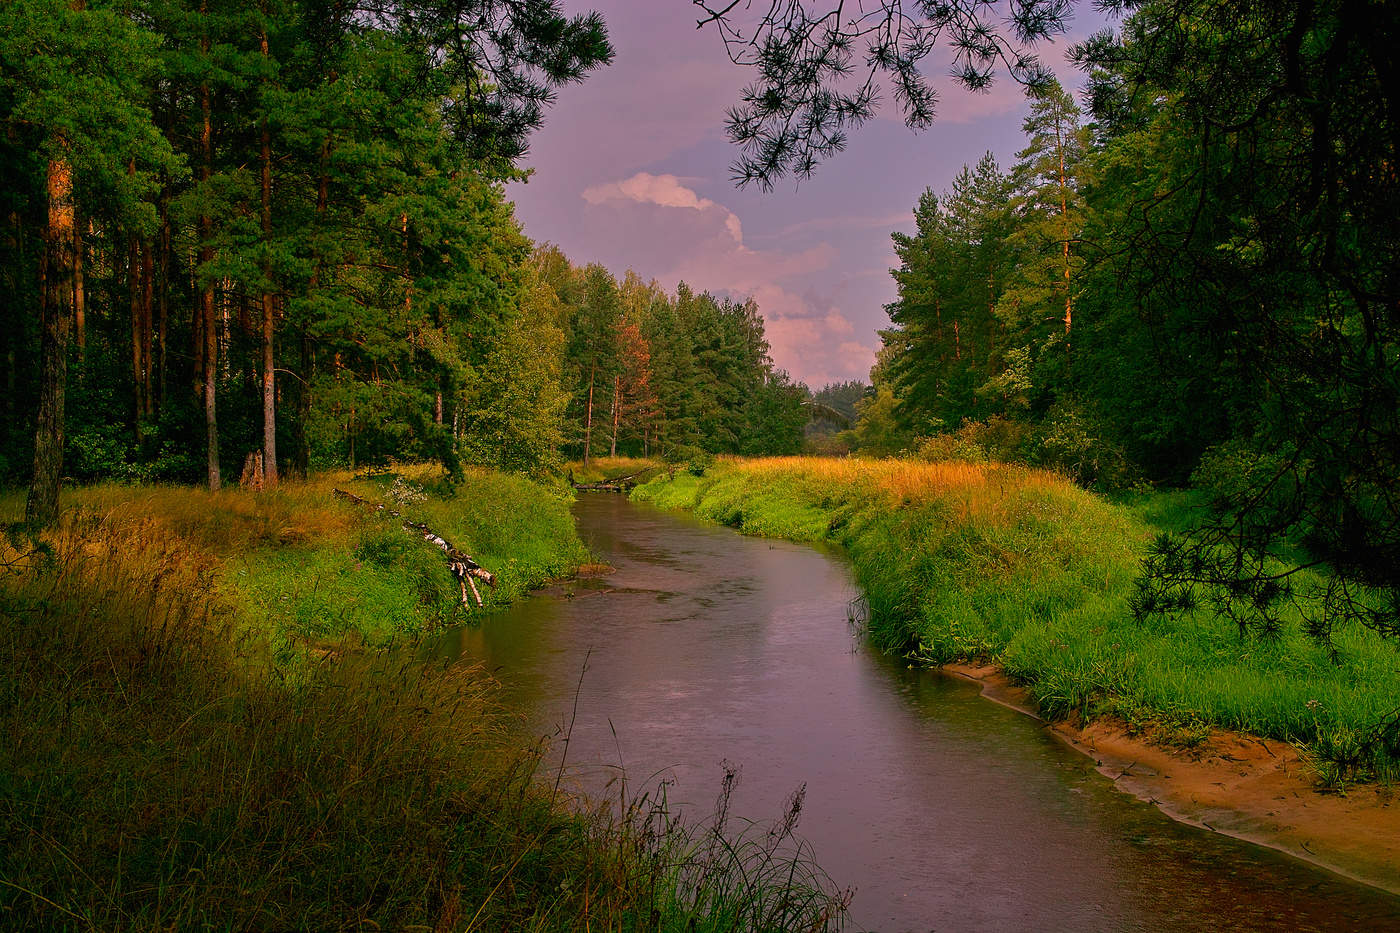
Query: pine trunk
xmin=73 ymin=211 xmax=85 ymax=364
xmin=259 ymin=22 xmax=277 ymax=486
xmin=129 ymin=233 xmax=143 ymax=439
xmin=1059 ymin=122 xmax=1072 ymax=337
xmin=27 ymin=143 xmax=76 ymax=526
xmin=610 ymin=373 xmax=620 ymax=457
xmin=294 ymin=329 xmax=311 ymax=479
xmin=141 ymin=238 xmax=153 ymax=419
xmin=199 ymin=59 xmax=220 ymax=491
xmin=157 ymin=200 xmax=169 ymax=410
xmin=291 ymin=136 xmax=331 ymax=478
xmin=583 ymin=362 xmax=595 ymax=467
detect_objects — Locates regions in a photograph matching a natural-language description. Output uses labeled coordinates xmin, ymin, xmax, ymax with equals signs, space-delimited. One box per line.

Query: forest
xmin=0 ymin=0 xmax=805 ymax=522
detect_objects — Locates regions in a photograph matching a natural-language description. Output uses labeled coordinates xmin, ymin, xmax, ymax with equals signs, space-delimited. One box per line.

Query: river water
xmin=425 ymin=494 xmax=1400 ymax=932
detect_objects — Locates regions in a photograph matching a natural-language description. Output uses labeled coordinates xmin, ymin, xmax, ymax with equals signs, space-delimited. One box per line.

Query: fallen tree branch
xmin=569 ymin=465 xmax=660 ymax=492
xmin=332 ymin=488 xmax=496 ymax=607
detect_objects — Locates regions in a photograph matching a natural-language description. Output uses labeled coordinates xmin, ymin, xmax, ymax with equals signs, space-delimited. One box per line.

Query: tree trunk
xmin=609 ymin=373 xmax=620 ymax=456
xmin=157 ymin=201 xmax=169 ymax=410
xmin=27 ymin=142 xmax=76 ymax=526
xmin=583 ymin=361 xmax=595 ymax=467
xmin=140 ymin=239 xmax=153 ymax=420
xmin=291 ymin=134 xmax=332 ymax=479
xmin=129 ymin=232 xmax=143 ymax=440
xmin=259 ymin=18 xmax=277 ymax=487
xmin=199 ymin=48 xmax=220 ymax=491
xmin=73 ymin=211 xmax=85 ymax=364
xmin=1058 ymin=118 xmax=1072 ymax=337
xmin=294 ymin=329 xmax=311 ymax=478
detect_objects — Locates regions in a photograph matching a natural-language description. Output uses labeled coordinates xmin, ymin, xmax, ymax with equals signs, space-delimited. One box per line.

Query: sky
xmin=505 ymin=2 xmax=1118 ymax=390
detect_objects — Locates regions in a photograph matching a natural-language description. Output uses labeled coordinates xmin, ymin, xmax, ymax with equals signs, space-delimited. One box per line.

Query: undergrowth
xmin=0 ymin=470 xmax=848 ymax=931
xmin=634 ymin=457 xmax=1400 ymax=788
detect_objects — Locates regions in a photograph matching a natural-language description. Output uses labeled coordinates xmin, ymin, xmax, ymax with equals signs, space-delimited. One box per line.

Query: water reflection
xmin=425 ymin=494 xmax=1400 ymax=932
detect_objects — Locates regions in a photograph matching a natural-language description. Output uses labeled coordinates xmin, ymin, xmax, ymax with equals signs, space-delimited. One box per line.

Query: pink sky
xmin=506 ymin=1 xmax=1117 ymax=389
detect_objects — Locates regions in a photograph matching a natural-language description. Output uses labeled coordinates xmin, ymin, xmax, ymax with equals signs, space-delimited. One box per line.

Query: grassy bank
xmin=0 ymin=469 xmax=846 ymax=931
xmin=633 ymin=457 xmax=1400 ymax=785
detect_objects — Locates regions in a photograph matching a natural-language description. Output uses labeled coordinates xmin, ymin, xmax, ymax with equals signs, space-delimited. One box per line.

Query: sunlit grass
xmin=634 ymin=456 xmax=1400 ymax=785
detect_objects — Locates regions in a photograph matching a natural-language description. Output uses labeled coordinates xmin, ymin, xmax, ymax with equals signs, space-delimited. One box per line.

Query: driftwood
xmin=331 ymin=488 xmax=496 ymax=607
xmin=570 ymin=465 xmax=658 ymax=493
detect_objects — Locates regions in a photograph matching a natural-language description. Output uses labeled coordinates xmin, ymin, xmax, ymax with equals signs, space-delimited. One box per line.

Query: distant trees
xmin=535 ymin=249 xmax=807 ymax=462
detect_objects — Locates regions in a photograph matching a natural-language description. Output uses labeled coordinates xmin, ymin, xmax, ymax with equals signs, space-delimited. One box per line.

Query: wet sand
xmin=945 ymin=661 xmax=1400 ymax=897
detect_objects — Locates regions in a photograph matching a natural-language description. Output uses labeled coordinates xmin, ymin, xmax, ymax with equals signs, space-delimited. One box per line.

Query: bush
xmin=1031 ymin=403 xmax=1140 ymax=490
xmin=916 ymin=416 xmax=1030 ymax=465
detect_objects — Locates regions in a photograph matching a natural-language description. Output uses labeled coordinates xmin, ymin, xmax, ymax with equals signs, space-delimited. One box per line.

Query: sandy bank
xmin=943 ymin=662 xmax=1400 ymax=897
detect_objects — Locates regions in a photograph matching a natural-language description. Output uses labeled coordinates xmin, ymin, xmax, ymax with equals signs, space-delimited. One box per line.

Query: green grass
xmin=0 ymin=469 xmax=848 ymax=931
xmin=634 ymin=456 xmax=1400 ymax=786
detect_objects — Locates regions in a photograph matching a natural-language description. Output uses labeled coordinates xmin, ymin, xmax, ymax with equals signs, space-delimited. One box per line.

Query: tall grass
xmin=0 ymin=472 xmax=848 ymax=930
xmin=634 ymin=457 xmax=1400 ymax=785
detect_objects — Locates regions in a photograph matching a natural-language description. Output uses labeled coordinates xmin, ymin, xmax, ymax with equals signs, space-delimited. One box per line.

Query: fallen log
xmin=331 ymin=488 xmax=496 ymax=607
xmin=570 ymin=465 xmax=659 ymax=492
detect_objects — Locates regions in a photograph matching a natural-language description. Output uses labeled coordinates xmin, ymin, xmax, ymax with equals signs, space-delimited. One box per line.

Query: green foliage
xmin=536 ymin=251 xmax=809 ymax=464
xmin=458 ymin=275 xmax=571 ymax=476
xmin=849 ymin=386 xmax=911 ymax=456
xmin=916 ymin=416 xmax=1028 ymax=465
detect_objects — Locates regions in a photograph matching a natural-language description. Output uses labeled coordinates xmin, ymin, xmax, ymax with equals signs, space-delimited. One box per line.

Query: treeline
xmin=868 ymin=2 xmax=1398 ymax=639
xmin=532 ymin=246 xmax=807 ymax=465
xmin=0 ymin=0 xmax=611 ymax=524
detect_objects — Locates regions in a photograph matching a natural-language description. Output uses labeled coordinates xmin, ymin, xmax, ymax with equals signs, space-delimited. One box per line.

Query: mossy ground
xmin=0 ymin=468 xmax=846 ymax=931
xmin=634 ymin=457 xmax=1400 ymax=786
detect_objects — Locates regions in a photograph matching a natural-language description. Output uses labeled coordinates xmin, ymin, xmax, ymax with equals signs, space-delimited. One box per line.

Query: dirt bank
xmin=944 ymin=662 xmax=1400 ymax=897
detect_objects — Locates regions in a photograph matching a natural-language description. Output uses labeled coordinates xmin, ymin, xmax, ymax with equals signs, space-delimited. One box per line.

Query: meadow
xmin=633 ymin=457 xmax=1400 ymax=785
xmin=0 ymin=469 xmax=846 ymax=931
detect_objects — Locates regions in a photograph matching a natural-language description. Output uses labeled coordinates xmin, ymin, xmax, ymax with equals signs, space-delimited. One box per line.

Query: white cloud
xmin=583 ymin=173 xmax=745 ymax=244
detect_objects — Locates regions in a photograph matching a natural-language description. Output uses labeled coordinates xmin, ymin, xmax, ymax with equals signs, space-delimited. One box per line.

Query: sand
xmin=943 ymin=661 xmax=1400 ymax=897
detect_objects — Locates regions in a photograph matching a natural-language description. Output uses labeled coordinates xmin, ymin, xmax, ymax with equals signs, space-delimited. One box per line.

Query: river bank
xmin=0 ymin=469 xmax=845 ymax=931
xmin=632 ymin=456 xmax=1400 ymax=894
xmin=945 ymin=661 xmax=1400 ymax=896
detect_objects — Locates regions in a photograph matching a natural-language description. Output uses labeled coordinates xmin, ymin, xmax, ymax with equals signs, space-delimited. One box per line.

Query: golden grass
xmin=726 ymin=455 xmax=1089 ymax=523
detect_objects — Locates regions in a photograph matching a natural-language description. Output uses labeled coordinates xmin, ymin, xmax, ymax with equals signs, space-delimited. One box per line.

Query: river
xmin=424 ymin=494 xmax=1400 ymax=932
